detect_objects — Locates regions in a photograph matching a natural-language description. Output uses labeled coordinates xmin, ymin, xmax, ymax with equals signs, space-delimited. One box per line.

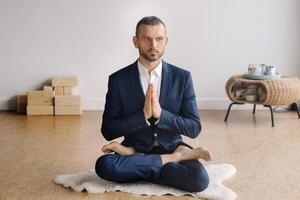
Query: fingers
xmin=150 ymin=84 xmax=153 ymax=102
xmin=146 ymin=84 xmax=149 ymax=97
xmin=148 ymin=84 xmax=152 ymax=97
xmin=151 ymin=85 xmax=158 ymax=103
xmin=144 ymin=83 xmax=152 ymax=119
xmin=148 ymin=83 xmax=153 ymax=105
xmin=151 ymin=85 xmax=161 ymax=119
xmin=144 ymin=83 xmax=160 ymax=119
xmin=151 ymin=84 xmax=156 ymax=93
xmin=149 ymin=84 xmax=153 ymax=112
xmin=146 ymin=84 xmax=152 ymax=101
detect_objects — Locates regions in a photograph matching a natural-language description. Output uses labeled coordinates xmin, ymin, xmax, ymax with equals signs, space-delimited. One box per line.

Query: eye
xmin=143 ymin=37 xmax=150 ymax=42
xmin=156 ymin=37 xmax=163 ymax=42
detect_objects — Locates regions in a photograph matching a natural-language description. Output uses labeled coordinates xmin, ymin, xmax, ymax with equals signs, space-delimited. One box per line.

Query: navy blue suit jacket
xmin=101 ymin=60 xmax=201 ymax=153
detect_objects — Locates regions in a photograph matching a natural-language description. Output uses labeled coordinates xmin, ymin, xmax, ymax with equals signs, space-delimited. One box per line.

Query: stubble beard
xmin=139 ymin=48 xmax=164 ymax=62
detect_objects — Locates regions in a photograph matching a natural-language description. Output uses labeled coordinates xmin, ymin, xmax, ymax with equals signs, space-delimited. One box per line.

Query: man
xmin=95 ymin=16 xmax=212 ymax=192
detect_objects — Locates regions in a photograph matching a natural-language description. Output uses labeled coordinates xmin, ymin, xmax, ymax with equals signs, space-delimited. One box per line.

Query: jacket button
xmin=154 ymin=133 xmax=157 ymax=137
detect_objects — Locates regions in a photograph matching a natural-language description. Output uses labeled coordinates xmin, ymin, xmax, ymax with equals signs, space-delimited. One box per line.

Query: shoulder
xmin=108 ymin=61 xmax=137 ymax=81
xmin=163 ymin=61 xmax=191 ymax=78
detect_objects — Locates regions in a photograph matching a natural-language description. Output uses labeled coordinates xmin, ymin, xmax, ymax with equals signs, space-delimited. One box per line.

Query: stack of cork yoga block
xmin=27 ymin=90 xmax=55 ymax=115
xmin=17 ymin=76 xmax=81 ymax=116
xmin=52 ymin=77 xmax=82 ymax=115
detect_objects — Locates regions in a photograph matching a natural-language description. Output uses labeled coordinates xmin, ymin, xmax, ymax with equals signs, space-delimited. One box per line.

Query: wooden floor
xmin=1 ymin=110 xmax=300 ymax=200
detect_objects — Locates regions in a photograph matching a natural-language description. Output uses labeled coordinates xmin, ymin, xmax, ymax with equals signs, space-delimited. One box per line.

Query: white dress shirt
xmin=137 ymin=60 xmax=162 ymax=99
xmin=137 ymin=60 xmax=162 ymax=146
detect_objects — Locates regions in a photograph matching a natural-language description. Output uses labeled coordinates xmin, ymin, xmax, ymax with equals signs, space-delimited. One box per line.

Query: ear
xmin=165 ymin=36 xmax=169 ymax=47
xmin=132 ymin=36 xmax=138 ymax=48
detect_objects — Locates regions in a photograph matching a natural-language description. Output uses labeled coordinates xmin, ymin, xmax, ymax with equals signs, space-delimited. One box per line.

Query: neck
xmin=138 ymin=56 xmax=161 ymax=72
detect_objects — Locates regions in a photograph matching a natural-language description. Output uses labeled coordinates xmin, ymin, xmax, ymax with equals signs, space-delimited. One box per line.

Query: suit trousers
xmin=95 ymin=144 xmax=209 ymax=192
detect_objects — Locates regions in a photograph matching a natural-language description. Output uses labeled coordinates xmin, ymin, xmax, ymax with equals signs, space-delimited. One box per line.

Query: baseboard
xmin=0 ymin=99 xmax=17 ymax=110
xmin=0 ymin=98 xmax=262 ymax=111
xmin=197 ymin=98 xmax=255 ymax=110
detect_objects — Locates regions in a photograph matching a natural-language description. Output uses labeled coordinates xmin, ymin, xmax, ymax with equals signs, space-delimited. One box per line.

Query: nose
xmin=150 ymin=39 xmax=157 ymax=48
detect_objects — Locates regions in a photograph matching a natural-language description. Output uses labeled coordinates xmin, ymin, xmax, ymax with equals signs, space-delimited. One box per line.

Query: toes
xmin=208 ymin=152 xmax=213 ymax=161
xmin=103 ymin=150 xmax=112 ymax=154
xmin=102 ymin=144 xmax=112 ymax=153
xmin=101 ymin=145 xmax=107 ymax=152
xmin=204 ymin=151 xmax=212 ymax=161
xmin=207 ymin=152 xmax=212 ymax=160
xmin=101 ymin=147 xmax=107 ymax=153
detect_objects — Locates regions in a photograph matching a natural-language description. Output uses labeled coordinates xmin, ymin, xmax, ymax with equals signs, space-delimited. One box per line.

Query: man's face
xmin=133 ymin=24 xmax=168 ymax=62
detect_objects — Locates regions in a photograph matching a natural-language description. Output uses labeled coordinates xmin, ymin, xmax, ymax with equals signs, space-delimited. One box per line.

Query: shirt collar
xmin=137 ymin=60 xmax=162 ymax=78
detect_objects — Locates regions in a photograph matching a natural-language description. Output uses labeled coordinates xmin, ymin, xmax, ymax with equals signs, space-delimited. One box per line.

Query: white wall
xmin=0 ymin=0 xmax=299 ymax=110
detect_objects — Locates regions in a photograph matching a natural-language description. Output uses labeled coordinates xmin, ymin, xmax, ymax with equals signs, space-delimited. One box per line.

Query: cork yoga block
xmin=55 ymin=106 xmax=82 ymax=115
xmin=63 ymin=87 xmax=74 ymax=95
xmin=54 ymin=87 xmax=64 ymax=96
xmin=27 ymin=106 xmax=54 ymax=115
xmin=43 ymin=86 xmax=53 ymax=91
xmin=52 ymin=77 xmax=78 ymax=87
xmin=54 ymin=96 xmax=81 ymax=106
xmin=27 ymin=91 xmax=54 ymax=106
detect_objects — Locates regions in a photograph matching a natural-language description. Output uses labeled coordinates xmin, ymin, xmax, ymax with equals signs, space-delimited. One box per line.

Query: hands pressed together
xmin=143 ymin=83 xmax=161 ymax=120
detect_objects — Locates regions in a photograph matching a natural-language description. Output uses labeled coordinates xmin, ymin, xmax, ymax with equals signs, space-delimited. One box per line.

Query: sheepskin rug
xmin=54 ymin=163 xmax=237 ymax=200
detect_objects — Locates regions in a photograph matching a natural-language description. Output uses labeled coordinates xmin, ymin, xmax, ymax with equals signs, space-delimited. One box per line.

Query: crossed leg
xmin=96 ymin=141 xmax=212 ymax=192
xmin=102 ymin=141 xmax=212 ymax=163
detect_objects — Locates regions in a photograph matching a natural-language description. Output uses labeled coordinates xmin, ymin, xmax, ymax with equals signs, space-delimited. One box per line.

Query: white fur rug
xmin=54 ymin=164 xmax=237 ymax=200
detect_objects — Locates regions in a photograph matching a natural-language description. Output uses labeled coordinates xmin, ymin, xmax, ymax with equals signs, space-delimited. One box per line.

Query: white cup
xmin=264 ymin=66 xmax=276 ymax=75
xmin=260 ymin=64 xmax=267 ymax=74
xmin=248 ymin=64 xmax=263 ymax=76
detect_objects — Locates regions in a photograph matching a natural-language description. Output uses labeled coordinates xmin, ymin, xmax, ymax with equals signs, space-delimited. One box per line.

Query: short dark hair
xmin=135 ymin=16 xmax=166 ymax=36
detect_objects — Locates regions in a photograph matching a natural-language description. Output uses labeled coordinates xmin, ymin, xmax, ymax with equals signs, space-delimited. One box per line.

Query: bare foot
xmin=102 ymin=141 xmax=135 ymax=155
xmin=174 ymin=145 xmax=212 ymax=162
xmin=161 ymin=145 xmax=212 ymax=165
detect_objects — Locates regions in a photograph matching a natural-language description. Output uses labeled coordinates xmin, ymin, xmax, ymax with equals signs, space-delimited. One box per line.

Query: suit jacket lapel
xmin=128 ymin=61 xmax=145 ymax=106
xmin=128 ymin=60 xmax=172 ymax=109
xmin=159 ymin=60 xmax=172 ymax=109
